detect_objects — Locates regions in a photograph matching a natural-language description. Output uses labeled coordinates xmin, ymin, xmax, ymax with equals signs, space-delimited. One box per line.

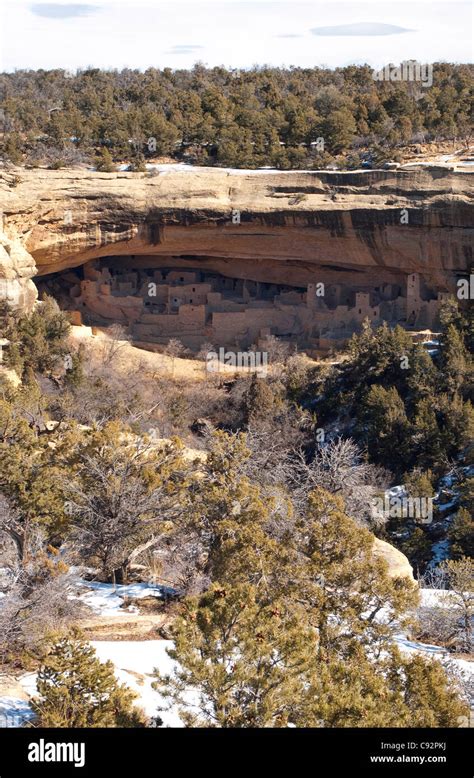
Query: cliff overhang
xmin=0 ymin=165 xmax=472 ymax=311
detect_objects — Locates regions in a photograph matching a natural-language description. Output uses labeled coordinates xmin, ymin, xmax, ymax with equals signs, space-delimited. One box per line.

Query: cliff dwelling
xmin=37 ymin=256 xmax=451 ymax=353
xmin=2 ymin=166 xmax=471 ymax=355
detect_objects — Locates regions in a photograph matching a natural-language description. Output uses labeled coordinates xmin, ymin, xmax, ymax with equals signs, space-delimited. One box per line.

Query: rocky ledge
xmin=0 ymin=165 xmax=472 ymax=311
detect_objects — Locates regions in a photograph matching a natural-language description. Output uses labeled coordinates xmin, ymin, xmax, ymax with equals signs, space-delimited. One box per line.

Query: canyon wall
xmin=0 ymin=165 xmax=472 ymax=312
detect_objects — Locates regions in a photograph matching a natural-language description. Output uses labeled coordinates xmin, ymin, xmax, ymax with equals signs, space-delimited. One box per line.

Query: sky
xmin=0 ymin=0 xmax=472 ymax=72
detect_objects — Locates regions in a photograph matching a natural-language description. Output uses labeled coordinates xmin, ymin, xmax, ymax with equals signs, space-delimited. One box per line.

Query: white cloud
xmin=311 ymin=22 xmax=414 ymax=36
xmin=1 ymin=1 xmax=472 ymax=71
xmin=30 ymin=3 xmax=101 ymax=18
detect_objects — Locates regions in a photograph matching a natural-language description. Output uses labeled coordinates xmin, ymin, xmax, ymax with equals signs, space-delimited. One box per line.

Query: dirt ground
xmin=77 ymin=611 xmax=171 ymax=641
xmin=68 ymin=324 xmax=320 ymax=381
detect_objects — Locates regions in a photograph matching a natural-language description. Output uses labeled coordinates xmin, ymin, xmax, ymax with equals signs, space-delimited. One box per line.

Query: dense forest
xmin=0 ymin=62 xmax=472 ymax=169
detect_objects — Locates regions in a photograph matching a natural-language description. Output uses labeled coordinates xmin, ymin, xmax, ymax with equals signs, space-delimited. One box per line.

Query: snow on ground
xmin=436 ymin=498 xmax=458 ymax=514
xmin=395 ymin=634 xmax=445 ymax=656
xmin=2 ymin=626 xmax=470 ymax=728
xmin=428 ymin=539 xmax=451 ymax=567
xmin=91 ymin=640 xmax=183 ymax=726
xmin=420 ymin=587 xmax=473 ymax=611
xmin=394 ymin=635 xmax=474 ymax=702
xmin=1 ymin=585 xmax=471 ymax=727
xmin=0 ymin=697 xmax=35 ymax=727
xmin=74 ymin=579 xmax=171 ymax=617
xmin=115 ymin=162 xmax=293 ymax=175
xmin=385 ymin=484 xmax=407 ymax=500
xmin=108 ymin=159 xmax=474 ymax=176
xmin=7 ymin=641 xmax=186 ymax=728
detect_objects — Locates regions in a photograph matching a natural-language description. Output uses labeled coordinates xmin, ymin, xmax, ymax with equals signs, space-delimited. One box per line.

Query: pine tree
xmin=399 ymin=527 xmax=433 ymax=574
xmin=404 ymin=469 xmax=434 ymax=502
xmin=95 ymin=147 xmax=115 ymax=172
xmin=439 ymin=324 xmax=469 ymax=396
xmin=155 ymin=480 xmax=467 ymax=727
xmin=33 ymin=632 xmax=146 ymax=727
xmin=360 ymin=384 xmax=409 ymax=470
xmin=290 ymin=489 xmax=419 ymax=656
xmin=459 ymin=476 xmax=474 ymax=514
xmin=449 ymin=507 xmax=474 ymax=559
xmin=385 ymin=652 xmax=468 ymax=727
xmin=154 ymin=503 xmax=467 ymax=727
xmin=154 ymin=583 xmax=314 ymax=727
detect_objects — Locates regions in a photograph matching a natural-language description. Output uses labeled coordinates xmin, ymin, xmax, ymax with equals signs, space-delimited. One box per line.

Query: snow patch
xmin=75 ymin=579 xmax=170 ymax=617
xmin=91 ymin=640 xmax=182 ymax=726
xmin=0 ymin=697 xmax=35 ymax=727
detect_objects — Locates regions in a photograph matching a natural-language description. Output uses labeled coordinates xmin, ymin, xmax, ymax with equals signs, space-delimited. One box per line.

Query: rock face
xmin=373 ymin=537 xmax=414 ymax=581
xmin=0 ymin=165 xmax=472 ymax=314
xmin=0 ymin=232 xmax=37 ymax=310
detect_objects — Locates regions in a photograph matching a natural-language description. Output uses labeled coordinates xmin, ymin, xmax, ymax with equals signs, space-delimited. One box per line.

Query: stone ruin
xmin=38 ymin=258 xmax=451 ymax=355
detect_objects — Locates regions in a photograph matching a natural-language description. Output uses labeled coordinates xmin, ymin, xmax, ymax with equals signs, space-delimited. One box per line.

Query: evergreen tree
xmin=95 ymin=147 xmax=116 ymax=172
xmin=360 ymin=385 xmax=409 ymax=471
xmin=399 ymin=527 xmax=433 ymax=575
xmin=33 ymin=632 xmax=146 ymax=727
xmin=6 ymin=295 xmax=71 ymax=376
xmin=449 ymin=508 xmax=474 ymax=559
xmin=241 ymin=374 xmax=282 ymax=425
xmin=439 ymin=324 xmax=470 ymax=396
xmin=154 ymin=583 xmax=314 ymax=727
xmin=154 ymin=490 xmax=467 ymax=727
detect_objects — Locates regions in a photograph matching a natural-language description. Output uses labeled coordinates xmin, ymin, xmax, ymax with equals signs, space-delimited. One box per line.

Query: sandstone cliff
xmin=0 ymin=165 xmax=472 ymax=310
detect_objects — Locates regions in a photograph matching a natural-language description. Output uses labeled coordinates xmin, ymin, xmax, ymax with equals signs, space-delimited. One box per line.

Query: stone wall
xmin=60 ymin=256 xmax=451 ymax=351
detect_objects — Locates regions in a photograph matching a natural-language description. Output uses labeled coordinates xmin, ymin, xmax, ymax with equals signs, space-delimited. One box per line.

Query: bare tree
xmin=98 ymin=323 xmax=130 ymax=369
xmin=440 ymin=558 xmax=474 ymax=653
xmin=197 ymin=341 xmax=215 ymax=380
xmin=65 ymin=436 xmax=190 ymax=583
xmin=418 ymin=560 xmax=474 ymax=653
xmin=164 ymin=338 xmax=187 ymax=376
xmin=0 ymin=530 xmax=86 ymax=663
xmin=290 ymin=437 xmax=390 ymax=523
xmin=259 ymin=335 xmax=290 ymax=367
xmin=196 ymin=342 xmax=215 ymax=362
xmin=0 ymin=494 xmax=25 ymax=566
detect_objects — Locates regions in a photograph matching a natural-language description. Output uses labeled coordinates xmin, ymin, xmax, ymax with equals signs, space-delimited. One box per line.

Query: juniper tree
xmin=439 ymin=323 xmax=470 ymax=397
xmin=449 ymin=507 xmax=474 ymax=559
xmin=7 ymin=295 xmax=71 ymax=376
xmin=95 ymin=147 xmax=115 ymax=172
xmin=154 ymin=485 xmax=468 ymax=727
xmin=167 ymin=429 xmax=293 ymax=593
xmin=66 ymin=423 xmax=191 ymax=582
xmin=154 ymin=583 xmax=314 ymax=728
xmin=33 ymin=632 xmax=145 ymax=727
xmin=359 ymin=384 xmax=409 ymax=471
